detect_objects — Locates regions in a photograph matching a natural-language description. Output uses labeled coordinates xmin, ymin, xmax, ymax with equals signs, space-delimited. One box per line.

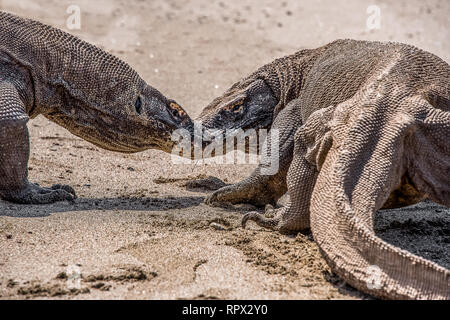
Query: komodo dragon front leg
xmin=242 ymin=105 xmax=329 ymax=231
xmin=0 ymin=83 xmax=76 ymax=204
xmin=206 ymin=98 xmax=303 ymax=207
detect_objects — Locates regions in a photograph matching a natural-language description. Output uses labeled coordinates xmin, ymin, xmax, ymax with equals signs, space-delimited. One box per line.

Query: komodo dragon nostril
xmin=169 ymin=102 xmax=187 ymax=119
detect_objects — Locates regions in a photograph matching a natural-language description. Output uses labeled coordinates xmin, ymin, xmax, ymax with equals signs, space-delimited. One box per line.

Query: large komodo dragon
xmin=198 ymin=39 xmax=450 ymax=299
xmin=0 ymin=11 xmax=192 ymax=204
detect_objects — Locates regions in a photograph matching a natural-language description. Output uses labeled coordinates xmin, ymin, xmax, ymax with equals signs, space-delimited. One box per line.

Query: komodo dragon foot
xmin=0 ymin=111 xmax=76 ymax=204
xmin=0 ymin=85 xmax=76 ymax=204
xmin=205 ymin=99 xmax=304 ymax=207
xmin=205 ymin=176 xmax=283 ymax=207
xmin=0 ymin=183 xmax=77 ymax=204
xmin=242 ymin=205 xmax=284 ymax=231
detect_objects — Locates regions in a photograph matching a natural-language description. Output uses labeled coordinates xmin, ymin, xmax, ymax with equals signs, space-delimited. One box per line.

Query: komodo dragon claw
xmin=242 ymin=205 xmax=284 ymax=231
xmin=242 ymin=212 xmax=281 ymax=230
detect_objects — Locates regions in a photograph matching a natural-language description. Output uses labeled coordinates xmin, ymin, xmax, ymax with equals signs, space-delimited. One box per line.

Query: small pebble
xmin=210 ymin=222 xmax=226 ymax=231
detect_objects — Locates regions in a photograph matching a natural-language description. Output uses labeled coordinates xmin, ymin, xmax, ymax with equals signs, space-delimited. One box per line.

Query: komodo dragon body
xmin=199 ymin=39 xmax=450 ymax=299
xmin=0 ymin=11 xmax=192 ymax=204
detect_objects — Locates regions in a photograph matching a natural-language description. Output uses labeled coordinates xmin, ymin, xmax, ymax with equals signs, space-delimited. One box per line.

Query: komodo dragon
xmin=0 ymin=11 xmax=192 ymax=204
xmin=198 ymin=39 xmax=450 ymax=299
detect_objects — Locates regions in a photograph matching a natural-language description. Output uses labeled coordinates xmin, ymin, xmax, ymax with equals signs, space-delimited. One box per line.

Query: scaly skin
xmin=0 ymin=11 xmax=192 ymax=204
xmin=201 ymin=40 xmax=450 ymax=299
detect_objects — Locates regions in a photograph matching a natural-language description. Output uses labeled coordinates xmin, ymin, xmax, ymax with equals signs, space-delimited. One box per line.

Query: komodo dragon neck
xmin=253 ymin=39 xmax=404 ymax=120
xmin=247 ymin=44 xmax=331 ymax=113
xmin=197 ymin=41 xmax=344 ymax=133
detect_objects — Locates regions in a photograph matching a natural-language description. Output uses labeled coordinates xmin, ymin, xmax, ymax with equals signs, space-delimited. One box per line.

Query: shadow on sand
xmin=0 ymin=196 xmax=205 ymax=218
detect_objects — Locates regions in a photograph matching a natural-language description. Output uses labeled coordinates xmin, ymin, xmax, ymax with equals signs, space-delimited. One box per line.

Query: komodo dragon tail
xmin=310 ymin=96 xmax=450 ymax=299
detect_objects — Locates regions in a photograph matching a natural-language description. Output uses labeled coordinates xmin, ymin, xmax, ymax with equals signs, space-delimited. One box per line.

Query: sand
xmin=0 ymin=0 xmax=448 ymax=299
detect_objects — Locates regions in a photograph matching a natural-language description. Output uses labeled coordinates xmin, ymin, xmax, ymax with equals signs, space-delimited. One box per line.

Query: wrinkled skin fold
xmin=310 ymin=98 xmax=449 ymax=299
xmin=243 ymin=90 xmax=450 ymax=299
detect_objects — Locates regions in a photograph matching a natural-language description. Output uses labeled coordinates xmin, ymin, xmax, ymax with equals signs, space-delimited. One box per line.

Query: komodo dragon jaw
xmin=0 ymin=11 xmax=193 ymax=204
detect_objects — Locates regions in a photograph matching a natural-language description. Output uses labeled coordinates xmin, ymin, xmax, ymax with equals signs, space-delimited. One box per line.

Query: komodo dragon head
xmin=42 ymin=57 xmax=194 ymax=155
xmin=196 ymin=48 xmax=322 ymax=142
xmin=107 ymin=81 xmax=195 ymax=154
xmin=197 ymin=78 xmax=278 ymax=135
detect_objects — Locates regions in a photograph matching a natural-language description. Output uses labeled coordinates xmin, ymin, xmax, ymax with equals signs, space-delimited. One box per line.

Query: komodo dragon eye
xmin=231 ymin=104 xmax=244 ymax=113
xmin=135 ymin=96 xmax=142 ymax=115
xmin=224 ymin=99 xmax=245 ymax=114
